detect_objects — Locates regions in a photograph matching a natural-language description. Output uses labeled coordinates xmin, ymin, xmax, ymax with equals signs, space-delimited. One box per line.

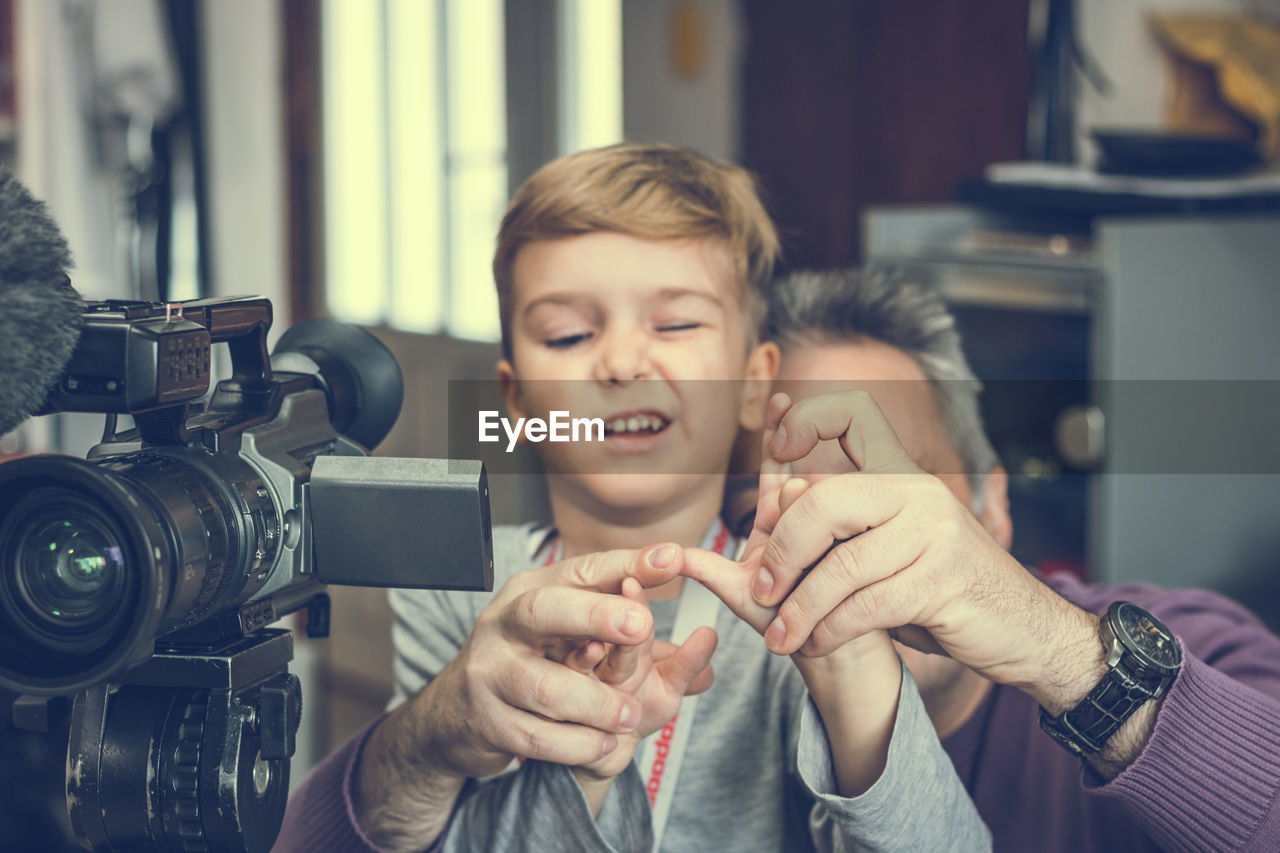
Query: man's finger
xmin=800 ymin=576 xmax=923 ymax=657
xmin=766 ymin=525 xmax=922 ymax=654
xmin=768 ymin=390 xmax=915 ymax=474
xmin=501 ymin=586 xmax=652 ymax=647
xmin=682 ymin=548 xmax=775 ymax=635
xmin=547 ymin=543 xmax=684 ymax=593
xmin=492 ymin=656 xmax=642 ymax=734
xmin=495 ymin=713 xmax=622 ymax=767
xmin=756 ymin=476 xmax=906 ymax=607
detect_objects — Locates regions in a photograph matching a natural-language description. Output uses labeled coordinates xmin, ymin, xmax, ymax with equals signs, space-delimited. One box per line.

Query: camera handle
xmin=173 ymin=297 xmax=275 ymax=394
xmin=128 ymin=297 xmax=277 ymax=446
xmin=66 ymin=628 xmax=301 ymax=853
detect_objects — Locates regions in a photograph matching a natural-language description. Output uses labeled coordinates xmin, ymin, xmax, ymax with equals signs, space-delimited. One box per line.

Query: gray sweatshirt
xmin=384 ymin=523 xmax=991 ymax=852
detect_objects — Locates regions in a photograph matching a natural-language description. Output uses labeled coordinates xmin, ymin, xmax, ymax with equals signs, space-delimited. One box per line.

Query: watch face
xmin=1115 ymin=602 xmax=1181 ymax=670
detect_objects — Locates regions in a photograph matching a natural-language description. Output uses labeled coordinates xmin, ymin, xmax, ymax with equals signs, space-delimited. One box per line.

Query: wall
xmin=622 ymin=0 xmax=743 ymax=162
xmin=202 ymin=0 xmax=288 ymax=341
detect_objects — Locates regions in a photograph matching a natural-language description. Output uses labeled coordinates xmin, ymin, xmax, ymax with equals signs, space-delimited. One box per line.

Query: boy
xmin=278 ymin=144 xmax=988 ymax=852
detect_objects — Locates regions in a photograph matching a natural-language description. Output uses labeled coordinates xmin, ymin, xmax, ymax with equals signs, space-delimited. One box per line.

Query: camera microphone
xmin=0 ymin=168 xmax=85 ymax=435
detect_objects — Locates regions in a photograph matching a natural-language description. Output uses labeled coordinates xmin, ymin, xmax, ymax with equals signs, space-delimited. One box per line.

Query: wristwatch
xmin=1039 ymin=601 xmax=1182 ymax=756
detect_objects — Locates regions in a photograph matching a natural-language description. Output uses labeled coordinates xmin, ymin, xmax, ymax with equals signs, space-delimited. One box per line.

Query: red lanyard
xmin=536 ymin=520 xmax=732 ymax=842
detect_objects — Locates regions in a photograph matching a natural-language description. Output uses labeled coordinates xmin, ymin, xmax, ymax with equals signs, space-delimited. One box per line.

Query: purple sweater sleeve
xmin=273 ymin=714 xmax=391 ymax=853
xmin=1043 ymin=572 xmax=1280 ymax=852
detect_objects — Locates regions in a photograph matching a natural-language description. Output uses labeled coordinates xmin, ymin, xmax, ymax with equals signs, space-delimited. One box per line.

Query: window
xmin=557 ymin=0 xmax=622 ymax=156
xmin=321 ymin=0 xmax=621 ymax=341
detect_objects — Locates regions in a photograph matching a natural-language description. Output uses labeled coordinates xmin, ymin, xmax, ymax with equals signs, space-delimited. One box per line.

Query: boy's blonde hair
xmin=493 ymin=142 xmax=781 ymax=358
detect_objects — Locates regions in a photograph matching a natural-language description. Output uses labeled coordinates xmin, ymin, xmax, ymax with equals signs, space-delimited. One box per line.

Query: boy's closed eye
xmin=525 ymin=299 xmax=600 ymax=349
xmin=650 ymin=290 xmax=722 ymax=335
xmin=546 ymin=332 xmax=593 ymax=349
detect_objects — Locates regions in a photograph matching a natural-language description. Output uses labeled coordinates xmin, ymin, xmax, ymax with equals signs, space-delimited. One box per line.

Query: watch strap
xmin=1040 ymin=601 xmax=1181 ymax=756
xmin=1039 ymin=663 xmax=1160 ymax=755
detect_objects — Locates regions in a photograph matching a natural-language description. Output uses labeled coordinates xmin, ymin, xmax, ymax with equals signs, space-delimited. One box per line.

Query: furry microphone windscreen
xmin=0 ymin=168 xmax=85 ymax=435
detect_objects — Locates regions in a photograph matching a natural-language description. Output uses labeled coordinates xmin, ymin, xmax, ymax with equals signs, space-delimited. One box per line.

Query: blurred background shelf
xmin=865 ymin=204 xmax=1280 ymax=631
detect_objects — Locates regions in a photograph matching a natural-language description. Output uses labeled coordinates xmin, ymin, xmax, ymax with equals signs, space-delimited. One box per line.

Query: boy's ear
xmin=496 ymin=359 xmax=527 ymax=421
xmin=737 ymin=341 xmax=780 ymax=431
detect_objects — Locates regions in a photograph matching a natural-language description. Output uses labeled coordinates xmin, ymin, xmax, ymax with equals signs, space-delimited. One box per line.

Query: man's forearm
xmin=353 ymin=695 xmax=468 ymax=853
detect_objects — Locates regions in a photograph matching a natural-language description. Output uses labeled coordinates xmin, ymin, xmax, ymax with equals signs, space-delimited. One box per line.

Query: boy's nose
xmin=595 ymin=331 xmax=652 ymax=385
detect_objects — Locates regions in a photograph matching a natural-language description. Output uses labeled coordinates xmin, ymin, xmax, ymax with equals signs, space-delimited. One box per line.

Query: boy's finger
xmin=596 ymin=638 xmax=641 ymax=685
xmin=685 ymin=663 xmax=715 ymax=695
xmin=681 ymin=549 xmax=775 ymax=635
xmin=765 ymin=392 xmax=793 ymax=433
xmin=768 ymin=390 xmax=914 ymax=474
xmin=502 ymin=586 xmax=652 ymax=647
xmin=596 ymin=580 xmax=651 ymax=685
xmin=755 ymin=419 xmax=793 ymax=533
xmin=778 ymin=478 xmax=811 ymax=515
xmin=564 ymin=640 xmax=608 ymax=674
xmin=652 ymin=640 xmax=716 ymax=696
xmin=655 ymin=626 xmax=718 ymax=693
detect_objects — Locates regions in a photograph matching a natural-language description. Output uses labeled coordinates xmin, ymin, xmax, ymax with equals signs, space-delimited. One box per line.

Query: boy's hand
xmin=567 ymin=579 xmax=718 ymax=782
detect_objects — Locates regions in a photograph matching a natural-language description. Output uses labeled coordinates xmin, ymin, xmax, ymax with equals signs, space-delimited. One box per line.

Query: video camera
xmin=0 ymin=296 xmax=493 ymax=852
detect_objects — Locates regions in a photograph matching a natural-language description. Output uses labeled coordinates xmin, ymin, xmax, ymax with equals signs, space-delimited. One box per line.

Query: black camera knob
xmin=256 ymin=673 xmax=302 ymax=761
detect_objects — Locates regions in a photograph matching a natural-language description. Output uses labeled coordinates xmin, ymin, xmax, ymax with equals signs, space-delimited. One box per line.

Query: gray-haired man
xmin=695 ymin=268 xmax=1280 ymax=852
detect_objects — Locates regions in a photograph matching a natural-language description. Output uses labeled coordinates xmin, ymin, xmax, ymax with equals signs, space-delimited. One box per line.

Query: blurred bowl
xmin=1092 ymin=129 xmax=1261 ymax=176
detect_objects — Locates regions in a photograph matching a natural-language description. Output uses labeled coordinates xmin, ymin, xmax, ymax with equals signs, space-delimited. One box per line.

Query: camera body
xmin=0 ymin=296 xmax=492 ymax=852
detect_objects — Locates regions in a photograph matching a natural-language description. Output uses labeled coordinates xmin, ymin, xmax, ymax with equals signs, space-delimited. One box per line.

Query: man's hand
xmin=692 ymin=391 xmax=1104 ymax=712
xmin=682 ymin=398 xmax=905 ymax=796
xmin=353 ymin=543 xmax=701 ymax=852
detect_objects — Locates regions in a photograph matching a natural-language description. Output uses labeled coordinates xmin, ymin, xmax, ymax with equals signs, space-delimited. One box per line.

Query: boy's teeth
xmin=606 ymin=414 xmax=668 ymax=435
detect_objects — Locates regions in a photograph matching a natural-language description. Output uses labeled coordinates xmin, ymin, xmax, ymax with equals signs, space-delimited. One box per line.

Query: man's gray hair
xmin=767 ymin=268 xmax=999 ymax=511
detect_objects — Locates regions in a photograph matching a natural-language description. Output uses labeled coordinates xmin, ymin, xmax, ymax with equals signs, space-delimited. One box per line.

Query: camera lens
xmin=10 ymin=510 xmax=128 ymax=647
xmin=0 ymin=457 xmax=167 ymax=694
xmin=0 ymin=450 xmax=282 ymax=695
